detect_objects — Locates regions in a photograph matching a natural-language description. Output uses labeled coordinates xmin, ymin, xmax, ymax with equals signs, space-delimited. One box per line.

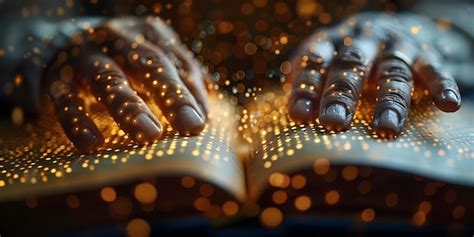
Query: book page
xmin=0 ymin=94 xmax=246 ymax=202
xmin=243 ymin=90 xmax=474 ymax=200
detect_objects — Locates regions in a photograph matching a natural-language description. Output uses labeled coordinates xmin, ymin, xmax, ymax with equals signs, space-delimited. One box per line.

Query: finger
xmin=81 ymin=53 xmax=163 ymax=144
xmin=102 ymin=28 xmax=206 ymax=135
xmin=48 ymin=77 xmax=104 ymax=152
xmin=414 ymin=52 xmax=461 ymax=112
xmin=288 ymin=39 xmax=334 ymax=123
xmin=143 ymin=17 xmax=210 ymax=114
xmin=172 ymin=47 xmax=210 ymax=114
xmin=372 ymin=39 xmax=417 ymax=138
xmin=319 ymin=37 xmax=378 ymax=131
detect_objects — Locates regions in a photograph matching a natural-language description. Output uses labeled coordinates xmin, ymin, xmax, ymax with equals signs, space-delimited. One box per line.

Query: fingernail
xmin=291 ymin=98 xmax=313 ymax=121
xmin=320 ymin=103 xmax=347 ymax=131
xmin=443 ymin=90 xmax=459 ymax=102
xmin=74 ymin=132 xmax=103 ymax=153
xmin=438 ymin=90 xmax=461 ymax=112
xmin=175 ymin=105 xmax=205 ymax=135
xmin=134 ymin=113 xmax=162 ymax=143
xmin=376 ymin=108 xmax=400 ymax=137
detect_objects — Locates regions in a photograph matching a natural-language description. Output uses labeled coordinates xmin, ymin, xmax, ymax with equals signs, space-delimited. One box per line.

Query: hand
xmin=44 ymin=17 xmax=209 ymax=152
xmin=287 ymin=13 xmax=462 ymax=138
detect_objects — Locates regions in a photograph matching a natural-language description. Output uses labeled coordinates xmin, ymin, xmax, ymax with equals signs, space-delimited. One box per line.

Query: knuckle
xmin=325 ymin=72 xmax=362 ymax=99
xmin=335 ymin=47 xmax=366 ymax=67
xmin=378 ymin=59 xmax=412 ymax=83
xmin=95 ymin=67 xmax=125 ymax=84
xmin=377 ymin=91 xmax=410 ymax=112
xmin=322 ymin=93 xmax=355 ymax=109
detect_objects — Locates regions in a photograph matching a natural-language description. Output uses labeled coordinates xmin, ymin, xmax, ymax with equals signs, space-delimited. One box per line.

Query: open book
xmin=0 ymin=89 xmax=473 ymax=232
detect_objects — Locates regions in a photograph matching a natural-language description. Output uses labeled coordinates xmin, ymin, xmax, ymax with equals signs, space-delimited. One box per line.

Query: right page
xmin=243 ymin=89 xmax=473 ymax=225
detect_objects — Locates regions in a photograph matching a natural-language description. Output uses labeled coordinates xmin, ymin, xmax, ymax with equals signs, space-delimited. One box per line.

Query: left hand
xmin=287 ymin=13 xmax=463 ymax=138
xmin=44 ymin=16 xmax=209 ymax=152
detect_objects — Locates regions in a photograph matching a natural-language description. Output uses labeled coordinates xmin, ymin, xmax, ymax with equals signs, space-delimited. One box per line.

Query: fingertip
xmin=288 ymin=98 xmax=315 ymax=123
xmin=174 ymin=105 xmax=206 ymax=135
xmin=132 ymin=113 xmax=163 ymax=144
xmin=319 ymin=103 xmax=349 ymax=132
xmin=71 ymin=128 xmax=104 ymax=153
xmin=372 ymin=108 xmax=402 ymax=139
xmin=434 ymin=90 xmax=461 ymax=112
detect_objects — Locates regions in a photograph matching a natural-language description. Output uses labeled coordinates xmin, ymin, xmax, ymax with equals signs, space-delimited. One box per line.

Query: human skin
xmin=287 ymin=13 xmax=462 ymax=138
xmin=44 ymin=17 xmax=209 ymax=152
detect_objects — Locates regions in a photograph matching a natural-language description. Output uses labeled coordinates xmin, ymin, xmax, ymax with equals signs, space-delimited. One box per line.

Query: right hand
xmin=287 ymin=13 xmax=463 ymax=138
xmin=44 ymin=17 xmax=209 ymax=152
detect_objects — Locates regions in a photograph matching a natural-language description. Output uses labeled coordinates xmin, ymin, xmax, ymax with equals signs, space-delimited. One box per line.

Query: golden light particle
xmin=14 ymin=74 xmax=23 ymax=86
xmin=181 ymin=176 xmax=195 ymax=188
xmin=385 ymin=193 xmax=399 ymax=207
xmin=280 ymin=61 xmax=292 ymax=75
xmin=222 ymin=201 xmax=239 ymax=216
xmin=127 ymin=218 xmax=151 ymax=237
xmin=286 ymin=149 xmax=295 ymax=156
xmin=342 ymin=166 xmax=358 ymax=181
xmin=313 ymin=158 xmax=330 ymax=175
xmin=412 ymin=211 xmax=426 ymax=226
xmin=269 ymin=172 xmax=290 ymax=188
xmin=291 ymin=175 xmax=306 ymax=189
xmin=134 ymin=182 xmax=158 ymax=204
xmin=418 ymin=201 xmax=431 ymax=214
xmin=361 ymin=208 xmax=375 ymax=222
xmin=410 ymin=26 xmax=420 ymax=34
xmin=324 ymin=190 xmax=340 ymax=205
xmin=101 ymin=187 xmax=117 ymax=202
xmin=244 ymin=42 xmax=258 ymax=55
xmin=11 ymin=106 xmax=24 ymax=126
xmin=194 ymin=197 xmax=210 ymax=211
xmin=260 ymin=207 xmax=283 ymax=228
xmin=0 ymin=180 xmax=5 ymax=187
xmin=452 ymin=205 xmax=465 ymax=219
xmin=343 ymin=37 xmax=352 ymax=46
xmin=272 ymin=190 xmax=288 ymax=204
xmin=294 ymin=195 xmax=311 ymax=211
xmin=199 ymin=184 xmax=214 ymax=197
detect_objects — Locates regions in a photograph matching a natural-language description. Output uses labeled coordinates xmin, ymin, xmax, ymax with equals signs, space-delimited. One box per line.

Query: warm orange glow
xmin=199 ymin=184 xmax=214 ymax=197
xmin=412 ymin=211 xmax=426 ymax=226
xmin=134 ymin=182 xmax=158 ymax=204
xmin=324 ymin=190 xmax=340 ymax=205
xmin=272 ymin=190 xmax=288 ymax=204
xmin=418 ymin=201 xmax=431 ymax=214
xmin=294 ymin=195 xmax=312 ymax=211
xmin=194 ymin=197 xmax=210 ymax=211
xmin=222 ymin=201 xmax=239 ymax=216
xmin=313 ymin=158 xmax=330 ymax=175
xmin=361 ymin=208 xmax=375 ymax=222
xmin=101 ymin=187 xmax=117 ymax=202
xmin=291 ymin=174 xmax=306 ymax=189
xmin=385 ymin=193 xmax=399 ymax=207
xmin=269 ymin=172 xmax=290 ymax=188
xmin=342 ymin=166 xmax=358 ymax=181
xmin=260 ymin=207 xmax=283 ymax=228
xmin=181 ymin=176 xmax=195 ymax=188
xmin=127 ymin=218 xmax=151 ymax=237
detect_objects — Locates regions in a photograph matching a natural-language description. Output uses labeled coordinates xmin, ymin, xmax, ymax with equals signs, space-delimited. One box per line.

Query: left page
xmin=0 ymin=94 xmax=246 ymax=202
